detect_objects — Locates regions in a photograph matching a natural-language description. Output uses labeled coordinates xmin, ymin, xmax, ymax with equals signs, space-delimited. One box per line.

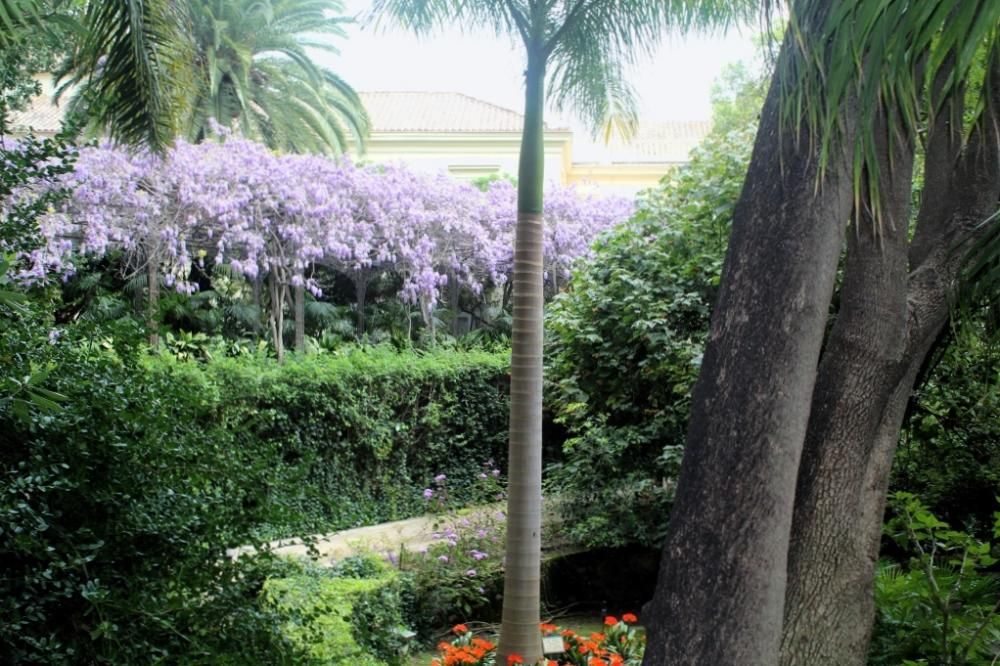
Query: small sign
xmin=542 ymin=635 xmax=565 ymax=655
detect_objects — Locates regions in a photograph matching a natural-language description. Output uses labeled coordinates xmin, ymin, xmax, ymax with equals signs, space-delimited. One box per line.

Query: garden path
xmin=227 ymin=505 xmax=505 ymax=566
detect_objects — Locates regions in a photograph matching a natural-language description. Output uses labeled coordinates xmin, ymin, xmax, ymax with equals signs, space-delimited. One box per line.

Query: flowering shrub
xmin=422 ymin=460 xmax=507 ymax=513
xmin=403 ymin=508 xmax=507 ymax=635
xmin=431 ymin=616 xmax=645 ymax=666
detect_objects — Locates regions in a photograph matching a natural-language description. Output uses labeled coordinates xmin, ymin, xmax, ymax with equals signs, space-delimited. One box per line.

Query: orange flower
xmin=540 ymin=622 xmax=559 ymax=634
xmin=452 ymin=624 xmax=470 ymax=635
xmin=588 ymin=658 xmax=608 ymax=666
xmin=546 ymin=661 xmax=559 ymax=666
xmin=622 ymin=613 xmax=638 ymax=624
xmin=604 ymin=616 xmax=618 ymax=626
xmin=610 ymin=656 xmax=625 ymax=666
xmin=590 ymin=632 xmax=606 ymax=642
xmin=507 ymin=654 xmax=525 ymax=665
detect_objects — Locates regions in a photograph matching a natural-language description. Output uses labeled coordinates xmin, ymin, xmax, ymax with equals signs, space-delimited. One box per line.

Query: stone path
xmin=227 ymin=505 xmax=505 ymax=566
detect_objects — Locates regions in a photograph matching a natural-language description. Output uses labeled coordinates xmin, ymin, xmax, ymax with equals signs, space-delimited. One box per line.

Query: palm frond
xmin=65 ymin=0 xmax=191 ymax=150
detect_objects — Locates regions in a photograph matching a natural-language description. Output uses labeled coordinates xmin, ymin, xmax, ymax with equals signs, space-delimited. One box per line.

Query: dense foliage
xmin=892 ymin=330 xmax=1000 ymax=536
xmin=176 ymin=347 xmax=511 ymax=537
xmin=869 ymin=494 xmax=1000 ymax=664
xmin=544 ymin=76 xmax=759 ymax=548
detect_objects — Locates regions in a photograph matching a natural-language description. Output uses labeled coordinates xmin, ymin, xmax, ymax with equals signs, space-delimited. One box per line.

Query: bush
xmin=401 ymin=509 xmax=508 ymax=638
xmin=0 ymin=314 xmax=302 ymax=663
xmin=869 ymin=493 xmax=1000 ymax=665
xmin=263 ymin=555 xmax=415 ymax=665
xmin=158 ymin=346 xmax=510 ymax=538
xmin=892 ymin=333 xmax=1000 ymax=536
xmin=543 ymin=70 xmax=759 ymax=549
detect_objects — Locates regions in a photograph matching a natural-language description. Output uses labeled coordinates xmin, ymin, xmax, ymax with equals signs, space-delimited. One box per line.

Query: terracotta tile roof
xmin=596 ymin=121 xmax=713 ymax=164
xmin=8 ymin=74 xmax=68 ymax=136
xmin=7 ymin=85 xmax=567 ymax=136
xmin=358 ymin=91 xmax=567 ymax=133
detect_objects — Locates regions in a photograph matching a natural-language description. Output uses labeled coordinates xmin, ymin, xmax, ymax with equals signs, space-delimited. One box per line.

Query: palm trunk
xmin=497 ymin=51 xmax=545 ymax=666
xmin=294 ymin=283 xmax=305 ymax=353
xmin=642 ymin=28 xmax=856 ymax=663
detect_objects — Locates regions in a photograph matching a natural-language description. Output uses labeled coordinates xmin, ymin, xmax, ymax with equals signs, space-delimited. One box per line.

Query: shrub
xmin=892 ymin=334 xmax=1000 ymax=536
xmin=158 ymin=346 xmax=510 ymax=538
xmin=263 ymin=555 xmax=415 ymax=666
xmin=0 ymin=314 xmax=302 ymax=663
xmin=543 ymin=86 xmax=756 ymax=549
xmin=869 ymin=493 xmax=1000 ymax=665
xmin=403 ymin=509 xmax=508 ymax=637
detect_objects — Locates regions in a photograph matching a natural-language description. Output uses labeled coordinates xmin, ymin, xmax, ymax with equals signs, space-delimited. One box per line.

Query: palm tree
xmin=182 ymin=0 xmax=368 ymax=154
xmin=372 ymin=1 xmax=749 ymax=661
xmin=6 ymin=0 xmax=184 ymax=150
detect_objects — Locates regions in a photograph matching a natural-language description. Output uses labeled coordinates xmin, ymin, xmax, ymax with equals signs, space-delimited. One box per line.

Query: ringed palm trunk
xmin=497 ymin=52 xmax=545 ymax=665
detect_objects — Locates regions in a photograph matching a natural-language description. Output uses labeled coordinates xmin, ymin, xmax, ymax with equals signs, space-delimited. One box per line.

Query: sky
xmin=316 ymin=1 xmax=763 ymax=135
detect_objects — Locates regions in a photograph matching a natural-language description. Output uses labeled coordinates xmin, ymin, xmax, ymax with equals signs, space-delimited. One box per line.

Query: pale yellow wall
xmin=567 ymin=162 xmax=683 ymax=196
xmin=351 ymin=131 xmax=574 ymax=184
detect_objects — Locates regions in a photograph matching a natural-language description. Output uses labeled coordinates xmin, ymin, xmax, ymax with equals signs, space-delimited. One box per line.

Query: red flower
xmin=507 ymin=654 xmax=525 ymax=665
xmin=604 ymin=616 xmax=618 ymax=626
xmin=452 ymin=624 xmax=469 ymax=635
xmin=622 ymin=612 xmax=638 ymax=624
xmin=540 ymin=622 xmax=559 ymax=634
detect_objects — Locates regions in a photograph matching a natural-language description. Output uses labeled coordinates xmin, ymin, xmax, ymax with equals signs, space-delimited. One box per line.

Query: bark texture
xmin=781 ymin=49 xmax=1000 ymax=664
xmin=642 ymin=34 xmax=855 ymax=664
xmin=780 ymin=109 xmax=915 ymax=665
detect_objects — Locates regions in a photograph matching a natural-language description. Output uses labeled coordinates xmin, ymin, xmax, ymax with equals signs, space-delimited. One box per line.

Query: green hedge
xmin=149 ymin=347 xmax=511 ymax=537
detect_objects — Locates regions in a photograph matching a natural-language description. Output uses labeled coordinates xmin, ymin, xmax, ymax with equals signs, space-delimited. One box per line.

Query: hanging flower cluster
xmin=29 ymin=137 xmax=633 ymax=309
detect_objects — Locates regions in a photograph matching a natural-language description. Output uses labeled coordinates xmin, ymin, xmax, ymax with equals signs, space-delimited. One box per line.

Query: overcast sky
xmin=316 ymin=1 xmax=762 ymax=134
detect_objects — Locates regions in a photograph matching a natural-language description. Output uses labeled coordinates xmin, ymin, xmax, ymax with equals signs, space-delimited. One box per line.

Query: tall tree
xmin=642 ymin=0 xmax=1000 ymax=662
xmin=371 ymin=0 xmax=748 ymax=661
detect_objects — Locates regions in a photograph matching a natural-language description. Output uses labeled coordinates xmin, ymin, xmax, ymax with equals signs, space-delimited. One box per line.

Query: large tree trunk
xmin=497 ymin=51 xmax=545 ymax=665
xmin=642 ymin=26 xmax=856 ymax=664
xmin=780 ymin=109 xmax=916 ymax=665
xmin=781 ymin=50 xmax=1000 ymax=664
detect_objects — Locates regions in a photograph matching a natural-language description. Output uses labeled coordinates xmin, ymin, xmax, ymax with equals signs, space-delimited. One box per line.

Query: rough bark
xmin=781 ymin=48 xmax=1000 ymax=664
xmin=642 ymin=30 xmax=855 ymax=664
xmin=497 ymin=52 xmax=545 ymax=665
xmin=780 ymin=108 xmax=915 ymax=665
